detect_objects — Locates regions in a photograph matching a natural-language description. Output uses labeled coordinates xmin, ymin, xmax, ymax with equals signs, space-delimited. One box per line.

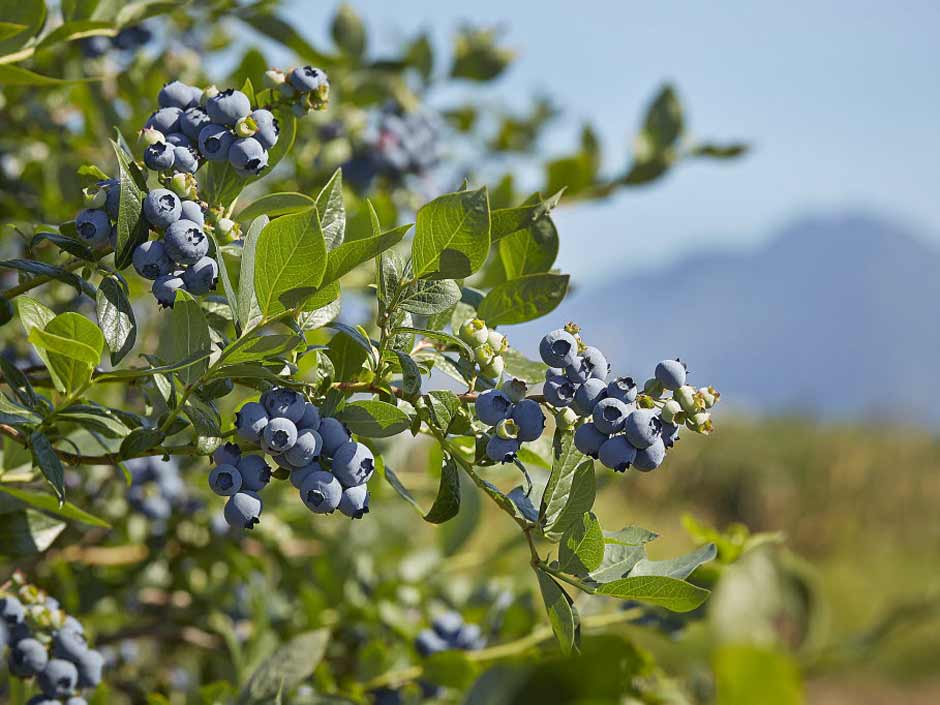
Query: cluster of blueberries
xmin=133 ymin=187 xmax=217 ymax=308
xmin=476 ymin=381 xmax=546 ymax=463
xmin=80 ymin=25 xmax=151 ymax=59
xmin=209 ymin=387 xmax=372 ymax=529
xmin=124 ymin=455 xmax=200 ymax=534
xmin=539 ymin=326 xmax=719 ymax=472
xmin=1 ymin=588 xmax=103 ymax=704
xmin=457 ymin=318 xmax=508 ymax=380
xmin=72 ymin=179 xmax=122 ymax=252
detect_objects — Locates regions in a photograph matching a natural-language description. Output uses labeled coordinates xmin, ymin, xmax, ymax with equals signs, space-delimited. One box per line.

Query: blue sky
xmin=281 ymin=1 xmax=940 ymax=279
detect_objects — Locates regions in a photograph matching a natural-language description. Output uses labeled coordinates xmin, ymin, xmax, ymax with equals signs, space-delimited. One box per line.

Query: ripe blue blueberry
xmin=289 ymin=461 xmax=320 ymax=490
xmin=164 ymin=219 xmax=208 ymax=265
xmin=181 ymin=256 xmax=218 ymax=295
xmin=655 ymin=359 xmax=687 ymax=391
xmin=261 ymin=387 xmax=307 ymax=423
xmin=300 ymin=469 xmax=342 ymax=514
xmin=146 ymin=107 xmax=183 ymax=134
xmin=598 ymin=435 xmax=637 ymax=472
xmin=10 ymin=637 xmax=48 ymax=676
xmin=511 ymin=399 xmax=545 ymax=442
xmin=165 ymin=132 xmax=191 ymax=147
xmin=318 ymin=417 xmax=350 ymax=457
xmin=623 ymin=409 xmax=662 ymax=450
xmin=75 ymin=208 xmax=110 ymax=246
xmin=262 ymin=417 xmax=298 ymax=455
xmin=74 ymin=648 xmax=104 ymax=688
xmin=250 ymin=109 xmax=279 ymax=149
xmin=485 ymin=435 xmax=520 ymax=463
xmin=51 ymin=629 xmax=87 ymax=663
xmin=284 ymin=429 xmax=322 ymax=467
xmin=661 ymin=422 xmax=680 ymax=448
xmin=235 ymin=401 xmax=268 ymax=441
xmin=38 ymin=658 xmax=78 ymax=697
xmin=208 ymin=464 xmax=242 ymax=496
xmin=206 ymin=89 xmax=251 ymax=126
xmin=454 ymin=623 xmax=485 ymax=650
xmin=432 ymin=611 xmax=464 ymax=639
xmin=331 ymin=441 xmax=375 ymax=487
xmin=66 ymin=698 xmax=89 ymax=705
xmin=172 ymin=145 xmax=200 ymax=173
xmin=235 ymin=452 xmax=270 ymax=492
xmin=180 ymin=107 xmax=211 ymax=141
xmin=539 ymin=329 xmax=578 ymax=368
xmin=574 ymin=421 xmax=609 ymax=458
xmin=179 ymin=200 xmax=204 ymax=226
xmin=288 ymin=66 xmax=327 ymax=93
xmin=633 ymin=437 xmax=666 ymax=472
xmin=159 ymin=80 xmax=199 ymax=109
xmin=298 ymin=402 xmax=321 ymax=431
xmin=567 ymin=346 xmax=609 ymax=383
xmin=592 ymin=397 xmax=631 ymax=434
xmin=223 ymin=491 xmax=263 ymax=529
xmin=338 ymin=484 xmax=370 ymax=519
xmin=543 ymin=375 xmax=576 ymax=408
xmin=572 ymin=378 xmax=608 ymax=416
xmin=475 ymin=389 xmax=513 ymax=426
xmin=229 ymin=137 xmax=268 ymax=176
xmin=212 ymin=442 xmax=241 ymax=466
xmin=198 ymin=124 xmax=234 ymax=161
xmin=607 ymin=377 xmax=637 ymax=404
xmin=142 ymin=188 xmax=182 ymax=229
xmin=151 ymin=271 xmax=185 ymax=308
xmin=103 ymin=180 xmax=120 ymax=219
xmin=144 ymin=141 xmax=175 ymax=171
xmin=415 ymin=629 xmax=449 ymax=657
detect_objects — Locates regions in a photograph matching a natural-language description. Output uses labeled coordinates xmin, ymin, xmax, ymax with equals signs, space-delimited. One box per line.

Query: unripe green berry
xmin=264 ymin=69 xmax=287 ymax=87
xmin=459 ymin=318 xmax=489 ymax=346
xmin=234 ymin=115 xmax=258 ymax=138
xmin=500 ymin=378 xmax=527 ymax=403
xmin=82 ymin=186 xmax=107 ymax=209
xmin=698 ymin=386 xmax=719 ymax=408
xmin=661 ymin=399 xmax=682 ymax=424
xmin=643 ymin=378 xmax=664 ymax=399
xmin=495 ymin=418 xmax=519 ymax=440
xmin=201 ymin=85 xmax=220 ymax=103
xmin=487 ymin=329 xmax=508 ymax=354
xmin=139 ymin=127 xmax=166 ymax=147
xmin=481 ymin=355 xmax=504 ymax=379
xmin=688 ymin=411 xmax=713 ymax=434
xmin=674 ymin=385 xmax=698 ymax=415
xmin=555 ymin=406 xmax=578 ymax=430
xmin=474 ymin=343 xmax=495 ymax=366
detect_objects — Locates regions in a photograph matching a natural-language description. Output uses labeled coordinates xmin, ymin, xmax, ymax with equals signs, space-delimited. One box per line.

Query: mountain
xmin=510 ymin=213 xmax=940 ymax=421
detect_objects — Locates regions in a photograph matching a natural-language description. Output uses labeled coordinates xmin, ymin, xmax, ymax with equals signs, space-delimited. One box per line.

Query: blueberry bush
xmin=0 ymin=2 xmax=755 ymax=703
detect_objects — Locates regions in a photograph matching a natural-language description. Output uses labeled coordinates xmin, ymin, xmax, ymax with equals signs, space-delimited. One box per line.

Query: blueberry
xmin=173 ymin=145 xmax=200 ymax=173
xmin=212 ymin=442 xmax=241 ymax=466
xmin=181 ymin=256 xmax=218 ymax=295
xmin=318 ymin=417 xmax=350 ymax=457
xmin=567 ymin=346 xmax=608 ymax=383
xmin=179 ymin=200 xmax=204 ymax=227
xmin=142 ymin=188 xmax=182 ymax=230
xmin=432 ymin=611 xmax=464 ymax=639
xmin=27 ymin=697 xmax=65 ymax=705
xmin=574 ymin=422 xmax=608 ymax=458
xmin=159 ymin=80 xmax=199 ymax=110
xmin=289 ymin=461 xmax=320 ymax=490
xmin=300 ymin=470 xmax=342 ymax=514
xmin=80 ymin=35 xmax=110 ymax=57
xmin=75 ymin=208 xmax=110 ymax=246
xmin=208 ymin=464 xmax=242 ymax=496
xmin=74 ymin=648 xmax=103 ymax=689
xmin=235 ymin=401 xmax=268 ymax=441
xmin=206 ymin=89 xmax=251 ymax=126
xmin=237 ymin=454 xmax=271 ymax=491
xmin=103 ymin=180 xmax=121 ymax=219
xmin=251 ymin=109 xmax=279 ymax=149
xmin=198 ymin=124 xmax=234 ymax=161
xmin=229 ymin=137 xmax=268 ymax=176
xmin=1 ymin=595 xmax=26 ymax=625
xmin=655 ymin=359 xmax=687 ymax=391
xmin=607 ymin=377 xmax=637 ymax=404
xmin=539 ymin=329 xmax=578 ymax=367
xmin=261 ymin=387 xmax=306 ymax=422
xmin=144 ymin=141 xmax=175 ymax=171
xmin=165 ymin=132 xmax=192 ymax=147
xmin=592 ymin=398 xmax=631 ymax=434
xmin=145 ymin=107 xmax=183 ymax=134
xmin=633 ymin=437 xmax=666 ymax=472
xmin=598 ymin=436 xmax=637 ymax=472
xmin=223 ymin=491 xmax=262 ymax=529
xmin=338 ymin=484 xmax=370 ymax=519
xmin=114 ymin=24 xmax=152 ymax=50
xmin=297 ymin=403 xmax=321 ymax=431
xmin=511 ymin=399 xmax=545 ymax=442
xmin=475 ymin=389 xmax=513 ymax=426
xmin=152 ymin=271 xmax=185 ymax=308
xmin=661 ymin=422 xmax=680 ymax=448
xmin=331 ymin=441 xmax=375 ymax=487
xmin=38 ymin=658 xmax=78 ymax=697
xmin=288 ymin=66 xmax=328 ymax=93
xmin=455 ymin=623 xmax=485 ymax=650
xmin=572 ymin=378 xmax=607 ymax=416
xmin=262 ymin=417 xmax=298 ymax=455
xmin=284 ymin=429 xmax=322 ymax=467
xmin=180 ymin=107 xmax=211 ymax=142
xmin=67 ymin=698 xmax=89 ymax=705
xmin=485 ymin=435 xmax=520 ymax=463
xmin=415 ymin=629 xmax=448 ymax=657
xmin=10 ymin=637 xmax=48 ymax=676
xmin=51 ymin=629 xmax=87 ymax=663
xmin=164 ymin=219 xmax=208 ymax=265
xmin=623 ymin=409 xmax=662 ymax=450
xmin=543 ymin=376 xmax=576 ymax=408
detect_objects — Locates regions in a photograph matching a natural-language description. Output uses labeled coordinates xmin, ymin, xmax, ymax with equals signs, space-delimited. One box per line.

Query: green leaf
xmin=29 ymin=431 xmax=65 ymax=500
xmin=0 ymin=0 xmax=45 ymax=55
xmin=0 ymin=356 xmax=38 ymax=409
xmin=478 ymin=273 xmax=569 ymax=326
xmin=237 ymin=629 xmax=330 ymax=705
xmin=337 ymin=400 xmax=410 ymax=438
xmin=392 ymin=327 xmax=473 ymax=359
xmin=499 ymin=207 xmax=558 ymax=278
xmin=423 ymin=650 xmax=478 ymax=690
xmin=0 ymin=22 xmax=27 ymax=42
xmin=31 ymin=232 xmax=95 ymax=261
xmin=590 ymin=526 xmax=658 ymax=583
xmin=236 ymin=192 xmax=315 ymax=223
xmin=0 ymin=64 xmax=94 ymax=86
xmin=253 ymin=208 xmax=327 ymax=317
xmin=595 ymin=576 xmax=710 ymax=612
xmin=323 ymin=224 xmax=409 ymax=286
xmin=208 ymin=232 xmax=239 ymax=330
xmin=501 ymin=348 xmax=548 ymax=384
xmin=16 ymin=296 xmax=56 ymax=386
xmin=96 ymin=276 xmax=136 ymax=365
xmin=31 ymin=312 xmax=104 ymax=366
xmin=0 ymin=258 xmax=96 ymax=298
xmin=0 ymin=510 xmax=65 ymax=557
xmin=558 ymin=512 xmax=604 ymax=575
xmin=94 ymin=350 xmax=213 ymax=382
xmin=0 ymin=393 xmax=42 ymax=426
xmin=540 ymin=429 xmax=584 ymax=531
xmin=110 ymin=140 xmax=148 ymax=269
xmin=713 ymin=645 xmax=803 ymax=705
xmin=119 ymin=428 xmax=166 ymax=457
xmin=377 ymin=250 xmax=403 ymax=304
xmin=58 ymin=404 xmax=131 ymax=438
xmin=237 ymin=215 xmax=267 ymax=329
xmin=393 ymin=350 xmax=422 ymax=396
xmin=220 ymin=334 xmax=302 ymax=367
xmin=423 ymin=455 xmax=460 ymax=524
xmin=399 ymin=278 xmax=461 ymax=315
xmin=158 ymin=290 xmax=210 ymax=386
xmin=316 ymin=168 xmax=346 ymax=250
xmin=330 ymin=2 xmax=366 ymax=58
xmin=412 ymin=187 xmax=490 ymax=279
xmin=327 ymin=331 xmax=368 ymax=381
xmin=629 ymin=542 xmax=718 ymax=580
xmin=0 ymin=486 xmax=110 ymax=528
xmin=425 ymin=390 xmax=460 ymax=433
xmin=536 ymin=570 xmax=578 ymax=655
xmin=381 ymin=465 xmax=425 ymax=517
